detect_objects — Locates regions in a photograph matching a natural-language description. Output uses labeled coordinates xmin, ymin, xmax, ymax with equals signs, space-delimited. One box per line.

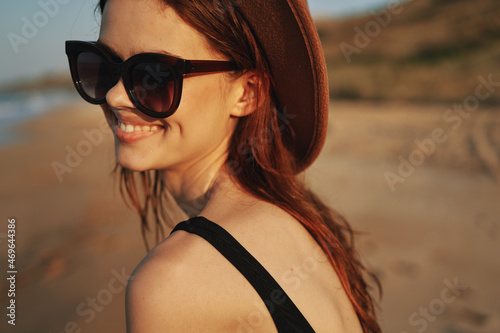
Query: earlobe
xmin=230 ymin=72 xmax=263 ymax=118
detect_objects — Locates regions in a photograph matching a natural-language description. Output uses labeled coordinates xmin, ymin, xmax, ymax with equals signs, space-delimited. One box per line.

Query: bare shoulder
xmin=125 ymin=230 xmax=199 ymax=332
xmin=125 ymin=224 xmax=276 ymax=333
xmin=204 ymin=200 xmax=364 ymax=333
xmin=126 ymin=194 xmax=363 ymax=333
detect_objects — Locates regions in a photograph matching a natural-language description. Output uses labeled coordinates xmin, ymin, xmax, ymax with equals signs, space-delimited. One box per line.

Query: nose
xmin=106 ymin=78 xmax=136 ymax=110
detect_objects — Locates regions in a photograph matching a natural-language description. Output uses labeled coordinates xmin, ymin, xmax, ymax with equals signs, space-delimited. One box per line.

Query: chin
xmin=114 ymin=145 xmax=155 ymax=172
xmin=116 ymin=158 xmax=150 ymax=172
xmin=116 ymin=160 xmax=150 ymax=172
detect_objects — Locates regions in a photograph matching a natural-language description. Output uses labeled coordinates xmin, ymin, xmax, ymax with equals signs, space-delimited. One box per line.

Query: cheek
xmin=178 ymin=77 xmax=232 ymax=133
xmin=100 ymin=105 xmax=115 ymax=129
xmin=150 ymin=77 xmax=235 ymax=166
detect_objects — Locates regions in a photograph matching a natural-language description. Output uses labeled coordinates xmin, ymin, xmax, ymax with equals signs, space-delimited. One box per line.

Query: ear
xmin=229 ymin=71 xmax=264 ymax=118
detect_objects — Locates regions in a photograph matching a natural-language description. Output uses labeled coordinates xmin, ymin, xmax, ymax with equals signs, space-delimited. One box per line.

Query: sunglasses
xmin=65 ymin=40 xmax=238 ymax=118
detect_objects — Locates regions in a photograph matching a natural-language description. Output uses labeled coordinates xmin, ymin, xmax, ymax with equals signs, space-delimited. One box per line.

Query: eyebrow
xmin=95 ymin=40 xmax=121 ymax=59
xmin=96 ymin=39 xmax=182 ymax=60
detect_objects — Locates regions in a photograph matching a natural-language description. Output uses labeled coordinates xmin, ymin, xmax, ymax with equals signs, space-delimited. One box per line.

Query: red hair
xmin=99 ymin=0 xmax=381 ymax=331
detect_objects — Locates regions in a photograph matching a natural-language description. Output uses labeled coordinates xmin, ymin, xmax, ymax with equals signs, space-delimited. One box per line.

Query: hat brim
xmin=237 ymin=0 xmax=329 ymax=172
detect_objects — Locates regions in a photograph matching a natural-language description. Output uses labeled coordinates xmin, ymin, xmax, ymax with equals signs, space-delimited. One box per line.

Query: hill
xmin=317 ymin=0 xmax=500 ymax=104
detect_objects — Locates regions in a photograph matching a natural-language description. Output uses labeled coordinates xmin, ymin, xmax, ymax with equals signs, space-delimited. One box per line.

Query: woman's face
xmin=98 ymin=0 xmax=239 ymax=172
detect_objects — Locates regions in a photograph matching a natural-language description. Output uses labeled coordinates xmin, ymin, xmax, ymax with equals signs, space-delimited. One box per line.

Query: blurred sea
xmin=309 ymin=0 xmax=398 ymax=17
xmin=0 ymin=90 xmax=79 ymax=145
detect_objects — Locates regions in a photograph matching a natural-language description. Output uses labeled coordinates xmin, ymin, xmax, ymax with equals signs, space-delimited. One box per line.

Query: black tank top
xmin=170 ymin=216 xmax=316 ymax=332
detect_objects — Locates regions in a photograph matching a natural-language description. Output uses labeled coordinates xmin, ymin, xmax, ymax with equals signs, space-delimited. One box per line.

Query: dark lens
xmin=131 ymin=62 xmax=175 ymax=113
xmin=77 ymin=52 xmax=114 ymax=100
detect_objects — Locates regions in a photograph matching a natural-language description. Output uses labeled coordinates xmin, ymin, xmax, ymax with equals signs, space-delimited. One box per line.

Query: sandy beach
xmin=1 ymin=100 xmax=499 ymax=332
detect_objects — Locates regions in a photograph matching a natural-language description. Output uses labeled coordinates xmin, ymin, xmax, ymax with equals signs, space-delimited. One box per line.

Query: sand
xmin=1 ymin=100 xmax=499 ymax=333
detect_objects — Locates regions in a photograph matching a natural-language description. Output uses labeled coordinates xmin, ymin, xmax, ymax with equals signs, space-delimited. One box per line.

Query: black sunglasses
xmin=65 ymin=40 xmax=238 ymax=118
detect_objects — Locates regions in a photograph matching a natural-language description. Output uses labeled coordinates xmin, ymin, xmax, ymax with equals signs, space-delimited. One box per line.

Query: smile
xmin=114 ymin=118 xmax=164 ymax=144
xmin=118 ymin=120 xmax=161 ymax=133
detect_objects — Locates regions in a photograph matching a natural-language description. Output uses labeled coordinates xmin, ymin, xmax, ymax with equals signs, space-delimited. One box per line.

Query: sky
xmin=0 ymin=0 xmax=395 ymax=86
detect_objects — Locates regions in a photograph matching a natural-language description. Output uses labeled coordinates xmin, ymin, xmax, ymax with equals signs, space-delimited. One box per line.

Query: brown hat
xmin=237 ymin=0 xmax=329 ymax=172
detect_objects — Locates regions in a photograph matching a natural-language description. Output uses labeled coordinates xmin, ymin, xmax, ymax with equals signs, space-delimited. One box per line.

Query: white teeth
xmin=117 ymin=120 xmax=161 ymax=133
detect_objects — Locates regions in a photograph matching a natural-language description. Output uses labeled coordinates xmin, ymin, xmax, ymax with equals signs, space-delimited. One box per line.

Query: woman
xmin=65 ymin=0 xmax=381 ymax=331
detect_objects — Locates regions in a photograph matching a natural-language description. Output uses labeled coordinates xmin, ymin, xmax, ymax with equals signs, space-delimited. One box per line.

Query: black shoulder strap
xmin=171 ymin=216 xmax=315 ymax=333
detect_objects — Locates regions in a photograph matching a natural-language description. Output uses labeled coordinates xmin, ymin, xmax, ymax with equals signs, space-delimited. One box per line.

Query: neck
xmin=162 ymin=152 xmax=228 ymax=218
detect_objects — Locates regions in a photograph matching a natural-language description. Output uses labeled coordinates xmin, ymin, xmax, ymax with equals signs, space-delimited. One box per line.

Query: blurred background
xmin=1 ymin=0 xmax=499 ymax=332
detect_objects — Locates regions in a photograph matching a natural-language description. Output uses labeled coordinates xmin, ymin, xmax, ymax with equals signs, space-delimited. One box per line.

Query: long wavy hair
xmin=99 ymin=0 xmax=381 ymax=331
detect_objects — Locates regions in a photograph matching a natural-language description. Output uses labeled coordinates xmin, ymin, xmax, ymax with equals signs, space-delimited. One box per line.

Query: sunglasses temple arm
xmin=189 ymin=61 xmax=238 ymax=74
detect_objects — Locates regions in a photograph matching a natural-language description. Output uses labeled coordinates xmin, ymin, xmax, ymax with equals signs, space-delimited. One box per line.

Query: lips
xmin=113 ymin=115 xmax=165 ymax=144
